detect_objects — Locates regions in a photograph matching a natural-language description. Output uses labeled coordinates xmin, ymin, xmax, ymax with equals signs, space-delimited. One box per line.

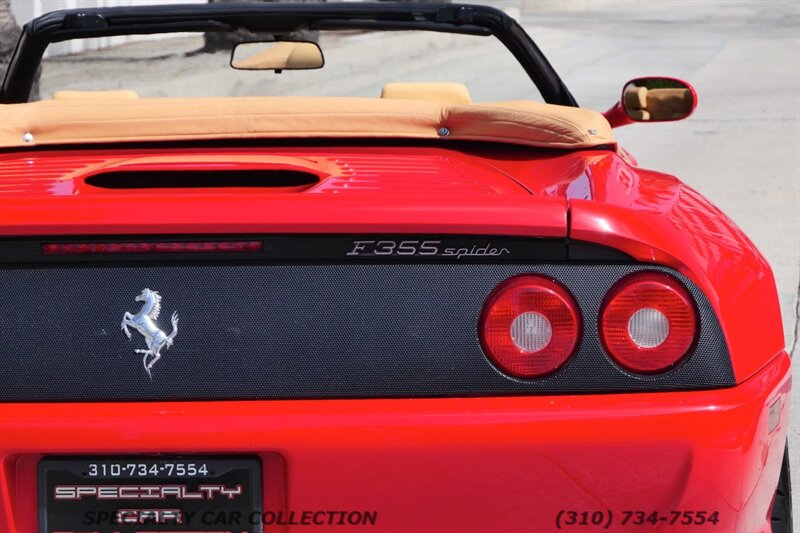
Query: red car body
xmin=0 ymin=3 xmax=791 ymax=533
xmin=0 ymin=145 xmax=790 ymax=532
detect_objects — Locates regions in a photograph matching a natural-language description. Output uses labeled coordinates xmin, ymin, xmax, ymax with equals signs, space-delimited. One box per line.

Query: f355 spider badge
xmin=121 ymin=288 xmax=179 ymax=378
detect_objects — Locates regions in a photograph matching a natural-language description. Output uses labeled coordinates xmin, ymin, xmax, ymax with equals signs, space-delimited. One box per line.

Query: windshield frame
xmin=1 ymin=2 xmax=577 ymax=107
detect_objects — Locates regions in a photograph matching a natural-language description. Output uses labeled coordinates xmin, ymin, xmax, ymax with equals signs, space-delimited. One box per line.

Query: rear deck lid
xmin=0 ymin=147 xmax=567 ymax=237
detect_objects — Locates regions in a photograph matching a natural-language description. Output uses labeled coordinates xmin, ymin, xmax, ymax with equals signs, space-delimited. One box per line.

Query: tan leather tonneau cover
xmin=0 ymin=96 xmax=614 ymax=149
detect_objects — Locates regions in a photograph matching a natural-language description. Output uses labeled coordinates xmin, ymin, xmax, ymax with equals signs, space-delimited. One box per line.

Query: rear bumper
xmin=0 ymin=351 xmax=790 ymax=533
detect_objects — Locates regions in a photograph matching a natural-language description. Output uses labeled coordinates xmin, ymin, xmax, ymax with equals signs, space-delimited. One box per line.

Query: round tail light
xmin=480 ymin=275 xmax=581 ymax=378
xmin=600 ymin=272 xmax=697 ymax=374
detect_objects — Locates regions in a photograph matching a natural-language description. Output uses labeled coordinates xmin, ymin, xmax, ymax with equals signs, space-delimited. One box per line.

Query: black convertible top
xmin=0 ymin=2 xmax=577 ymax=106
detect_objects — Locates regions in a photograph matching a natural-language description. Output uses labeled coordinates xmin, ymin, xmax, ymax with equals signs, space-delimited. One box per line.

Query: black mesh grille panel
xmin=0 ymin=263 xmax=733 ymax=401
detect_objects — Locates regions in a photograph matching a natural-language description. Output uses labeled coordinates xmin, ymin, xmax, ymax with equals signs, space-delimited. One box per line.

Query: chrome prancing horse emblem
xmin=121 ymin=288 xmax=179 ymax=377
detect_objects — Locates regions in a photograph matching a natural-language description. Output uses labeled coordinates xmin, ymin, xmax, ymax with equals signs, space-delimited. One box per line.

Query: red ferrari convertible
xmin=0 ymin=3 xmax=792 ymax=532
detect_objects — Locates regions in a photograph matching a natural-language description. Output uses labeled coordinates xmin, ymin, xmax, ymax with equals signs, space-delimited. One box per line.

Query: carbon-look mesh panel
xmin=0 ymin=263 xmax=733 ymax=401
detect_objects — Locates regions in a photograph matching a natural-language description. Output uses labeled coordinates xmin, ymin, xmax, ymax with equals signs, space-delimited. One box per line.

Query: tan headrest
xmin=53 ymin=90 xmax=140 ymax=100
xmin=623 ymin=86 xmax=647 ymax=109
xmin=646 ymin=88 xmax=693 ymax=116
xmin=623 ymin=86 xmax=693 ymax=121
xmin=627 ymin=109 xmax=651 ymax=121
xmin=381 ymin=82 xmax=472 ymax=105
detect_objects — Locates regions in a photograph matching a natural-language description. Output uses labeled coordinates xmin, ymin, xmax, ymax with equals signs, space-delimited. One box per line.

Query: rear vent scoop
xmin=85 ymin=169 xmax=320 ymax=190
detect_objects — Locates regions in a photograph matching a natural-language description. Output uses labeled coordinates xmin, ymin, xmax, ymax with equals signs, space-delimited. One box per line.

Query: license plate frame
xmin=39 ymin=455 xmax=262 ymax=533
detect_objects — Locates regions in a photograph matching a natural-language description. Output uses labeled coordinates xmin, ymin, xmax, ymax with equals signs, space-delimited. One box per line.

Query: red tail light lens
xmin=480 ymin=275 xmax=581 ymax=378
xmin=600 ymin=272 xmax=697 ymax=374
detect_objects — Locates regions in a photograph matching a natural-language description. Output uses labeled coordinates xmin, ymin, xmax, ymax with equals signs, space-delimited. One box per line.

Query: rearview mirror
xmin=231 ymin=41 xmax=324 ymax=71
xmin=604 ymin=77 xmax=697 ymax=128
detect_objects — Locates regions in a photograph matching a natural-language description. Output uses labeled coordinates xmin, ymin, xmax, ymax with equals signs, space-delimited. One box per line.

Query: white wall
xmin=10 ymin=0 xmax=205 ymax=56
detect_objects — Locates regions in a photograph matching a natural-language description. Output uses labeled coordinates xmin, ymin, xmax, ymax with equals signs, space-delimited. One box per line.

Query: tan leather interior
xmin=627 ymin=109 xmax=651 ymax=121
xmin=623 ymin=85 xmax=693 ymax=121
xmin=0 ymin=96 xmax=614 ymax=149
xmin=381 ymin=83 xmax=472 ymax=105
xmin=53 ymin=90 xmax=140 ymax=100
xmin=646 ymin=88 xmax=693 ymax=118
xmin=623 ymin=86 xmax=647 ymax=110
xmin=232 ymin=41 xmax=323 ymax=70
